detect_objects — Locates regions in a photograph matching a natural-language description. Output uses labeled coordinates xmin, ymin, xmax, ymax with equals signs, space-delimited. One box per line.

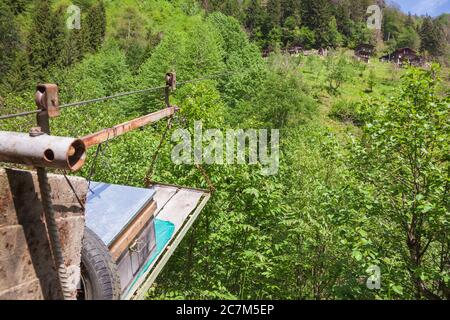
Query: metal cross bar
xmin=81 ymin=106 xmax=179 ymax=148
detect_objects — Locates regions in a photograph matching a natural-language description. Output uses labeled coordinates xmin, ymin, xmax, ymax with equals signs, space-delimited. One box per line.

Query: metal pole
xmin=0 ymin=131 xmax=86 ymax=171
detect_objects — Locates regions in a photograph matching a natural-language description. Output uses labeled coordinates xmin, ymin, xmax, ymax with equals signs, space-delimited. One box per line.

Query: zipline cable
xmin=0 ymin=109 xmax=40 ymax=120
xmin=59 ymin=85 xmax=167 ymax=109
xmin=0 ymin=71 xmax=239 ymax=121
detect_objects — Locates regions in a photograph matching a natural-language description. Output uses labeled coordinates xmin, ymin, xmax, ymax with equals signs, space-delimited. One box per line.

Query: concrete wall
xmin=0 ymin=168 xmax=87 ymax=300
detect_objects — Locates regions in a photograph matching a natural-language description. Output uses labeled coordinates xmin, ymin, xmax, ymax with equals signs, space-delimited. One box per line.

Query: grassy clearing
xmin=275 ymin=50 xmax=406 ymax=141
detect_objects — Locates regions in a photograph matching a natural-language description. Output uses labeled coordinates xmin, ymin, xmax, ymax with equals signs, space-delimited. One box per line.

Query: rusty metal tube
xmin=81 ymin=106 xmax=178 ymax=148
xmin=0 ymin=131 xmax=86 ymax=171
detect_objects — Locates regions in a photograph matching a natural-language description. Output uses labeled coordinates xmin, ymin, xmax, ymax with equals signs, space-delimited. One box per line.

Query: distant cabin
xmin=262 ymin=46 xmax=329 ymax=58
xmin=380 ymin=48 xmax=425 ymax=67
xmin=354 ymin=44 xmax=375 ymax=63
xmin=281 ymin=46 xmax=304 ymax=56
xmin=318 ymin=48 xmax=328 ymax=57
xmin=263 ymin=46 xmax=304 ymax=58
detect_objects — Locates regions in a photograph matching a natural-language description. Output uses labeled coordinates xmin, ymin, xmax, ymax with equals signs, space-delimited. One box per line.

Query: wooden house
xmin=354 ymin=44 xmax=375 ymax=63
xmin=380 ymin=48 xmax=425 ymax=67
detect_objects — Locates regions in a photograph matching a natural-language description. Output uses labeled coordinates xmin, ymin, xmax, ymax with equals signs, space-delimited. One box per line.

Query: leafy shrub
xmin=350 ymin=65 xmax=450 ymax=299
xmin=325 ymin=54 xmax=352 ymax=94
xmin=330 ymin=99 xmax=362 ymax=126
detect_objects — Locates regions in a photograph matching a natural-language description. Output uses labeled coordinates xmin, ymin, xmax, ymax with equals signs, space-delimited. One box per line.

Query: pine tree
xmin=326 ymin=17 xmax=343 ymax=48
xmin=281 ymin=0 xmax=300 ymax=24
xmin=222 ymin=0 xmax=243 ymax=21
xmin=50 ymin=6 xmax=66 ymax=68
xmin=406 ymin=12 xmax=414 ymax=28
xmin=398 ymin=26 xmax=420 ymax=50
xmin=3 ymin=51 xmax=32 ymax=93
xmin=84 ymin=1 xmax=107 ymax=53
xmin=63 ymin=29 xmax=85 ymax=67
xmin=348 ymin=0 xmax=371 ymax=22
xmin=420 ymin=16 xmax=445 ymax=57
xmin=0 ymin=0 xmax=19 ymax=77
xmin=28 ymin=1 xmax=67 ymax=81
xmin=245 ymin=0 xmax=264 ymax=31
xmin=28 ymin=0 xmax=54 ymax=81
xmin=266 ymin=0 xmax=281 ymax=29
xmin=98 ymin=0 xmax=107 ymax=42
xmin=301 ymin=0 xmax=334 ymax=48
xmin=334 ymin=0 xmax=352 ymax=38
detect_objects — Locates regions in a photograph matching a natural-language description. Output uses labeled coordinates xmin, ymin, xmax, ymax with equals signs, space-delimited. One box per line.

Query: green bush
xmin=330 ymin=99 xmax=362 ymax=125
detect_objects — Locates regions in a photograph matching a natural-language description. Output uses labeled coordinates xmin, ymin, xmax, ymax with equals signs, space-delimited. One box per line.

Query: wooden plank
xmin=152 ymin=185 xmax=179 ymax=215
xmin=131 ymin=192 xmax=210 ymax=300
xmin=156 ymin=189 xmax=204 ymax=229
xmin=109 ymin=201 xmax=157 ymax=262
xmin=150 ymin=181 xmax=209 ymax=194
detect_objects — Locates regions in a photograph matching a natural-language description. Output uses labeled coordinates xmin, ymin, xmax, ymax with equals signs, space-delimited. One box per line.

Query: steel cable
xmin=0 ymin=71 xmax=238 ymax=121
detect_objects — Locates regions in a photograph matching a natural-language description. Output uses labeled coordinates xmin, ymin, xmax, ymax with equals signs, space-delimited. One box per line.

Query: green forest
xmin=0 ymin=0 xmax=449 ymax=300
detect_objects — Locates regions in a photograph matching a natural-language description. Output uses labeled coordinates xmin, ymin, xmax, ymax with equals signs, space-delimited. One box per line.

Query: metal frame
xmin=0 ymin=75 xmax=213 ymax=300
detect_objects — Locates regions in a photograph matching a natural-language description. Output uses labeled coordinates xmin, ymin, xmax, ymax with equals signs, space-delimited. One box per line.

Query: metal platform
xmin=123 ymin=183 xmax=210 ymax=300
xmin=84 ymin=181 xmax=210 ymax=300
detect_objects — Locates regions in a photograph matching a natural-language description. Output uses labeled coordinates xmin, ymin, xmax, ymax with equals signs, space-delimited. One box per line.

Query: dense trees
xmin=113 ymin=6 xmax=155 ymax=72
xmin=206 ymin=0 xmax=448 ymax=58
xmin=397 ymin=26 xmax=421 ymax=50
xmin=0 ymin=0 xmax=108 ymax=95
xmin=420 ymin=17 xmax=445 ymax=57
xmin=267 ymin=0 xmax=282 ymax=29
xmin=301 ymin=0 xmax=333 ymax=48
xmin=28 ymin=0 xmax=59 ymax=81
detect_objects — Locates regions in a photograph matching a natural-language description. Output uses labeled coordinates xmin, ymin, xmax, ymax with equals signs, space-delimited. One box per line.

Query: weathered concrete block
xmin=0 ymin=168 xmax=87 ymax=300
xmin=0 ymin=225 xmax=41 ymax=293
xmin=0 ymin=279 xmax=44 ymax=300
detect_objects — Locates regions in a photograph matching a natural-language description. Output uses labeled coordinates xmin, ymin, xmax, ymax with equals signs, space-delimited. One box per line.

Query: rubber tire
xmin=79 ymin=227 xmax=121 ymax=300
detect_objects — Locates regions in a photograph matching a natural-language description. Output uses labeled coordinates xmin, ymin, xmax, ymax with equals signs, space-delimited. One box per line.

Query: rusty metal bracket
xmin=35 ymin=84 xmax=60 ymax=118
xmin=166 ymin=72 xmax=176 ymax=91
xmin=164 ymin=72 xmax=176 ymax=107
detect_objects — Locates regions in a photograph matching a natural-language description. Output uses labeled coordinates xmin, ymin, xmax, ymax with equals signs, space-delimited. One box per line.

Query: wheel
xmin=77 ymin=227 xmax=121 ymax=300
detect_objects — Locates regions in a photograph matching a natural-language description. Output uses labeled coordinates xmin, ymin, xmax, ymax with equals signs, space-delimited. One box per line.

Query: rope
xmin=86 ymin=130 xmax=113 ymax=192
xmin=63 ymin=171 xmax=85 ymax=211
xmin=37 ymin=167 xmax=73 ymax=300
xmin=196 ymin=163 xmax=216 ymax=194
xmin=86 ymin=143 xmax=103 ymax=192
xmin=143 ymin=116 xmax=174 ymax=187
